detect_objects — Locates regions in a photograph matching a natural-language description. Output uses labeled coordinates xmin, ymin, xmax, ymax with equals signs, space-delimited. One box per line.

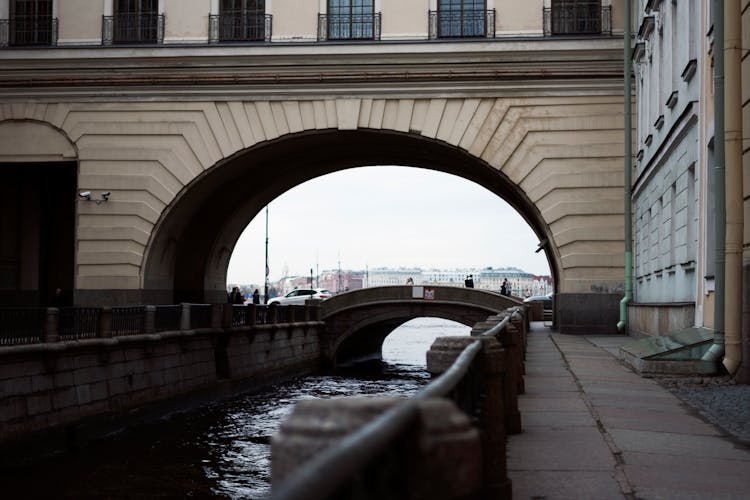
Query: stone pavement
xmin=506 ymin=324 xmax=750 ymax=500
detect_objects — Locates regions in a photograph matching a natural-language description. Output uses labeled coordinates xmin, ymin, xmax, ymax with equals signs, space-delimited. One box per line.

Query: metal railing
xmin=428 ymin=9 xmax=495 ymax=39
xmin=0 ymin=308 xmax=45 ymax=345
xmin=272 ymin=313 xmax=518 ymax=500
xmin=317 ymin=13 xmax=381 ymax=41
xmin=102 ymin=13 xmax=165 ymax=45
xmin=2 ymin=16 xmax=57 ymax=46
xmin=209 ymin=12 xmax=272 ymax=43
xmin=58 ymin=307 xmax=100 ymax=341
xmin=0 ymin=303 xmax=321 ymax=347
xmin=112 ymin=306 xmax=146 ymax=336
xmin=543 ymin=3 xmax=611 ymax=36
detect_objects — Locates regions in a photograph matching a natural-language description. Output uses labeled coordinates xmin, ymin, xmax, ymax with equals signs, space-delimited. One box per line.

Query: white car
xmin=267 ymin=288 xmax=333 ymax=305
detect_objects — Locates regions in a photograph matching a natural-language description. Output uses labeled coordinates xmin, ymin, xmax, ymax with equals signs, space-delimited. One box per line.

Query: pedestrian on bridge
xmin=465 ymin=275 xmax=474 ymax=288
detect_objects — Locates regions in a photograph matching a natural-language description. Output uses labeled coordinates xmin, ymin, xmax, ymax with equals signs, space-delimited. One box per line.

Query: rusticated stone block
xmin=426 ymin=336 xmax=478 ymax=374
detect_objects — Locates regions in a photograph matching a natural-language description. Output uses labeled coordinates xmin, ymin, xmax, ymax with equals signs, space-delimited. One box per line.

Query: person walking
xmin=465 ymin=274 xmax=474 ymax=288
xmin=252 ymin=289 xmax=261 ymax=304
xmin=501 ymin=279 xmax=509 ymax=296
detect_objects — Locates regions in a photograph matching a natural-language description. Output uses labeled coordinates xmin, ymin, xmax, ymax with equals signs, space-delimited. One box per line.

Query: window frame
xmin=9 ymin=0 xmax=55 ymax=46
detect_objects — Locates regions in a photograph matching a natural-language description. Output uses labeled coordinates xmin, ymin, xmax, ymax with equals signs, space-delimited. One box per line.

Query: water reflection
xmin=4 ymin=318 xmax=469 ymax=499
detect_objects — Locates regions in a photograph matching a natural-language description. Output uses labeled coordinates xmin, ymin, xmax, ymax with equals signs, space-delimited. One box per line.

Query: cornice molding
xmin=0 ymin=39 xmax=625 ymax=99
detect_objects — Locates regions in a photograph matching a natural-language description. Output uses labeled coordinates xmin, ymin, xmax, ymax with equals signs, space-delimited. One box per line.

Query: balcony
xmin=209 ymin=12 xmax=272 ymax=43
xmin=0 ymin=16 xmax=58 ymax=47
xmin=102 ymin=13 xmax=164 ymax=45
xmin=318 ymin=13 xmax=381 ymax=41
xmin=543 ymin=3 xmax=611 ymax=36
xmin=428 ymin=9 xmax=495 ymax=39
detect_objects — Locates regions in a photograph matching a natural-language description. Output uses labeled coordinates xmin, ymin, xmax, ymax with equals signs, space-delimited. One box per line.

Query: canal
xmin=4 ymin=318 xmax=470 ymax=499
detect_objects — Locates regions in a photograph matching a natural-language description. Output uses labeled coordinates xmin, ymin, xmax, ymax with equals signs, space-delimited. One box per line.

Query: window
xmin=10 ymin=0 xmax=54 ymax=46
xmin=549 ymin=0 xmax=604 ymax=35
xmin=113 ymin=0 xmax=160 ymax=44
xmin=436 ymin=0 xmax=488 ymax=38
xmin=326 ymin=0 xmax=377 ymax=40
xmin=218 ymin=0 xmax=267 ymax=42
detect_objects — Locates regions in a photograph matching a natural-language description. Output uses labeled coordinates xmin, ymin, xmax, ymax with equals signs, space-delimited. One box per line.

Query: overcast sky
xmin=226 ymin=166 xmax=551 ymax=286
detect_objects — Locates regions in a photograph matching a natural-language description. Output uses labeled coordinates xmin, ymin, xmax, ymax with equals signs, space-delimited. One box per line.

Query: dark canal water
xmin=4 ymin=318 xmax=469 ymax=499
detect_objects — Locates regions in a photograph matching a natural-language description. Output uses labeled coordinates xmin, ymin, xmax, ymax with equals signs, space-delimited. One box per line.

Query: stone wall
xmin=0 ymin=322 xmax=323 ymax=450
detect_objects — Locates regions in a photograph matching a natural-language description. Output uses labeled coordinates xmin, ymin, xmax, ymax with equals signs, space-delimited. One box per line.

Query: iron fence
xmin=317 ymin=13 xmax=381 ymax=41
xmin=209 ymin=12 xmax=272 ymax=43
xmin=58 ymin=307 xmax=100 ymax=341
xmin=0 ymin=308 xmax=45 ymax=346
xmin=112 ymin=306 xmax=146 ymax=336
xmin=428 ymin=9 xmax=495 ymax=39
xmin=543 ymin=3 xmax=611 ymax=36
xmin=6 ymin=15 xmax=57 ymax=46
xmin=102 ymin=13 xmax=164 ymax=45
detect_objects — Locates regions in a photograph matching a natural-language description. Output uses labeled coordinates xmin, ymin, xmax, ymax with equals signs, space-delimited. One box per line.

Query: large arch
xmin=142 ymin=129 xmax=559 ymax=304
xmin=0 ymin=89 xmax=625 ymax=333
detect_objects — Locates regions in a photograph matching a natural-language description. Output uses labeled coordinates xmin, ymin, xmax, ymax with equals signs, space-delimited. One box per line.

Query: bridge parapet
xmin=321 ymin=285 xmax=518 ymax=318
xmin=271 ymin=306 xmax=528 ymax=500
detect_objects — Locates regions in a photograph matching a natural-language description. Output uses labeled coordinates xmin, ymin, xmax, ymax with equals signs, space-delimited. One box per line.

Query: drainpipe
xmin=722 ymin=0 xmax=742 ymax=375
xmin=703 ymin=0 xmax=726 ymax=365
xmin=617 ymin=0 xmax=633 ymax=333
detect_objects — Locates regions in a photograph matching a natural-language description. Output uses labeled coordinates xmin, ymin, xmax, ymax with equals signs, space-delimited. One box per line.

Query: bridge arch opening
xmin=142 ymin=129 xmax=558 ymax=304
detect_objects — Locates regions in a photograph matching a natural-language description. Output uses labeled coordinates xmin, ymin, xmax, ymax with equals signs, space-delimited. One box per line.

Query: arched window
xmin=10 ymin=0 xmax=54 ymax=46
xmin=326 ymin=0 xmax=377 ymax=40
xmin=550 ymin=0 xmax=603 ymax=35
xmin=113 ymin=0 xmax=160 ymax=44
xmin=218 ymin=0 xmax=267 ymax=42
xmin=436 ymin=0 xmax=488 ymax=38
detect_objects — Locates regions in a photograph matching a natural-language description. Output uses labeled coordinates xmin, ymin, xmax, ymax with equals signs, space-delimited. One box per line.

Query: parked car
xmin=523 ymin=293 xmax=553 ymax=311
xmin=267 ymin=288 xmax=333 ymax=305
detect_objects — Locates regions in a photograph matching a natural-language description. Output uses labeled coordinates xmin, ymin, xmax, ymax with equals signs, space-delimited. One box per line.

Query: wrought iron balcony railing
xmin=543 ymin=3 xmax=612 ymax=36
xmin=209 ymin=12 xmax=272 ymax=43
xmin=317 ymin=13 xmax=381 ymax=41
xmin=428 ymin=9 xmax=495 ymax=39
xmin=102 ymin=13 xmax=165 ymax=45
xmin=0 ymin=16 xmax=58 ymax=47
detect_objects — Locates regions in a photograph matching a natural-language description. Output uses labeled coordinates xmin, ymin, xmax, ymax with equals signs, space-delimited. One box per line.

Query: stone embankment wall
xmin=0 ymin=321 xmax=323 ymax=450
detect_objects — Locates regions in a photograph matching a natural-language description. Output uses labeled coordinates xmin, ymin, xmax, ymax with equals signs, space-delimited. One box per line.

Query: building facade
xmin=0 ymin=1 xmax=628 ymax=335
xmin=630 ymin=0 xmax=749 ymax=381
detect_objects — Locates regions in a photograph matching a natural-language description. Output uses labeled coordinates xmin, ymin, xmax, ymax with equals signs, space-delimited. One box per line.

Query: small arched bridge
xmin=320 ymin=285 xmax=521 ymax=366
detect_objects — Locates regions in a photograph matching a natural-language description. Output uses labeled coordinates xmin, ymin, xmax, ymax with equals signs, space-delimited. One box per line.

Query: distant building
xmin=368 ymin=267 xmax=423 ymax=287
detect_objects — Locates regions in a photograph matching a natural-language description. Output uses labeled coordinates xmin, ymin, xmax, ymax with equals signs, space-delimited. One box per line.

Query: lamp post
xmin=310 ymin=268 xmax=314 ymax=290
xmin=264 ymin=206 xmax=269 ymax=303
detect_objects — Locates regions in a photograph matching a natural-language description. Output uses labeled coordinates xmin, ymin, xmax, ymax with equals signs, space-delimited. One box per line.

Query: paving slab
xmin=507 ymin=325 xmax=750 ymax=500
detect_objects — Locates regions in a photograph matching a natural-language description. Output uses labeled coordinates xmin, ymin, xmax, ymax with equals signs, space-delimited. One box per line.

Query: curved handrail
xmin=272 ymin=313 xmax=512 ymax=500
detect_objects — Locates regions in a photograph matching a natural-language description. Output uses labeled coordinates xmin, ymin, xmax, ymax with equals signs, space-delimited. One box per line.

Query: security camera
xmin=78 ymin=191 xmax=91 ymax=200
xmin=100 ymin=192 xmax=111 ymax=201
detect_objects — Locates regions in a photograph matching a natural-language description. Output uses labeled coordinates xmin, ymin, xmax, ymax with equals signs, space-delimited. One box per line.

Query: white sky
xmin=227 ymin=166 xmax=551 ymax=286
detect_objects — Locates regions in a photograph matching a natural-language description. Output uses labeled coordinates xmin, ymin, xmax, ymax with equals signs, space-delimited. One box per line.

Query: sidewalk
xmin=506 ymin=324 xmax=750 ymax=500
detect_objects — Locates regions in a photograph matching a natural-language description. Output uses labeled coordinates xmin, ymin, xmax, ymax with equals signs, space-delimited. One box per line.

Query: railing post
xmin=289 ymin=305 xmax=296 ymax=323
xmin=144 ymin=305 xmax=156 ymax=334
xmin=43 ymin=307 xmax=59 ymax=343
xmin=99 ymin=306 xmax=112 ymax=338
xmin=500 ymin=325 xmax=522 ymax=435
xmin=479 ymin=337 xmax=512 ymax=499
xmin=221 ymin=303 xmax=233 ymax=329
xmin=212 ymin=303 xmax=223 ymax=329
xmin=269 ymin=303 xmax=278 ymax=324
xmin=249 ymin=304 xmax=257 ymax=326
xmin=180 ymin=303 xmax=191 ymax=330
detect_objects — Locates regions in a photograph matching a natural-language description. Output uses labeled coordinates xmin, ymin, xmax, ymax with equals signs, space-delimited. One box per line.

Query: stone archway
xmin=0 ymin=94 xmax=625 ymax=333
xmin=142 ymin=128 xmax=560 ymax=305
